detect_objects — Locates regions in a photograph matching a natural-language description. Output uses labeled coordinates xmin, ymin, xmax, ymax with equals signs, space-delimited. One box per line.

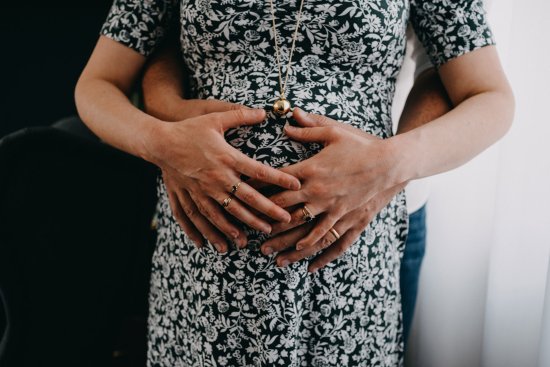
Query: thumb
xmin=203 ymin=100 xmax=251 ymax=114
xmin=283 ymin=123 xmax=331 ymax=143
xmin=293 ymin=107 xmax=337 ymax=127
xmin=216 ymin=108 xmax=266 ymax=130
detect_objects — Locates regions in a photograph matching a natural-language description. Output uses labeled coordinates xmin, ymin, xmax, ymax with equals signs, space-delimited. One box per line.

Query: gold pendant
xmin=272 ymin=97 xmax=291 ymax=116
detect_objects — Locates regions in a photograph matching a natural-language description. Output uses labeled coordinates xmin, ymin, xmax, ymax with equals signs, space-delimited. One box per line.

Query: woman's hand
xmin=148 ymin=108 xmax=301 ymax=253
xmin=265 ymin=107 xmax=408 ymax=252
xmin=149 ymin=97 xmax=272 ymax=252
xmin=260 ymin=183 xmax=404 ymax=272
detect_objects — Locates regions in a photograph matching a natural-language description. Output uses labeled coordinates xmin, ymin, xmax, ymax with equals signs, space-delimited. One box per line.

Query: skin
xmin=267 ymin=46 xmax=515 ymax=262
xmin=75 ymin=37 xmax=302 ymax=254
xmin=77 ymin=36 xmax=514 ymax=271
xmin=140 ymin=43 xmax=513 ymax=272
xmin=260 ymin=67 xmax=453 ymax=271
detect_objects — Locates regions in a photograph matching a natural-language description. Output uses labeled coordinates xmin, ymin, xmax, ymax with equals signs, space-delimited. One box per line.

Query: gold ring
xmin=231 ymin=181 xmax=242 ymax=195
xmin=329 ymin=227 xmax=340 ymax=240
xmin=301 ymin=205 xmax=315 ymax=222
xmin=222 ymin=196 xmax=233 ymax=208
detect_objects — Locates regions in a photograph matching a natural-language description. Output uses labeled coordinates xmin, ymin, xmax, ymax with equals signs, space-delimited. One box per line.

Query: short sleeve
xmin=406 ymin=26 xmax=434 ymax=79
xmin=100 ymin=0 xmax=178 ymax=57
xmin=410 ymin=0 xmax=495 ymax=68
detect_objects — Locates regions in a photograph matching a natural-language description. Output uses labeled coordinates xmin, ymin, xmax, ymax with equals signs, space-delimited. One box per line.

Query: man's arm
xmin=141 ymin=43 xmax=244 ymax=122
xmin=397 ymin=67 xmax=453 ymax=135
xmin=141 ymin=43 xmax=187 ymax=121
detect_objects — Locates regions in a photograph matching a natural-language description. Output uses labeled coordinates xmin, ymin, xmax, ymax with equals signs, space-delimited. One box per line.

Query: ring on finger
xmin=301 ymin=205 xmax=315 ymax=223
xmin=222 ymin=196 xmax=233 ymax=208
xmin=231 ymin=181 xmax=242 ymax=195
xmin=329 ymin=227 xmax=340 ymax=240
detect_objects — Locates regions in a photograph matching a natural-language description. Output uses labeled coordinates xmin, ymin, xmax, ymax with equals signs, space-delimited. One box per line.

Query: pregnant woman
xmin=75 ymin=0 xmax=514 ymax=365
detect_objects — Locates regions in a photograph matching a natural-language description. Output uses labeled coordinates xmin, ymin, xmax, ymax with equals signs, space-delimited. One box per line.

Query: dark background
xmin=0 ymin=1 xmax=113 ymax=137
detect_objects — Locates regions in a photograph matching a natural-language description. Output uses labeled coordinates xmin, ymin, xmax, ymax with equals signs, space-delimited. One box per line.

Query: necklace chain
xmin=268 ymin=0 xmax=306 ymax=100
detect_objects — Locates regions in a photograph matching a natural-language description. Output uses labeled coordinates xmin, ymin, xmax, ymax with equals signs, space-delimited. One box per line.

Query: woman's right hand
xmin=147 ymin=107 xmax=301 ymax=253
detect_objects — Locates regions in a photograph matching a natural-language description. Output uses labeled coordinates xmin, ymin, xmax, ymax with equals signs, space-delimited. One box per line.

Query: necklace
xmin=268 ymin=0 xmax=306 ymax=116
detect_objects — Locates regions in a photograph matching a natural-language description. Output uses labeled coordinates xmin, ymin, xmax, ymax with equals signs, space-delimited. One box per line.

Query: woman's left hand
xmin=265 ymin=107 xmax=408 ymax=252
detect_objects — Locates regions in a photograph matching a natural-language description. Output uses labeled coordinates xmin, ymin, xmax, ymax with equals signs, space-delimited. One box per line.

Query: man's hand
xmin=261 ymin=183 xmax=404 ymax=272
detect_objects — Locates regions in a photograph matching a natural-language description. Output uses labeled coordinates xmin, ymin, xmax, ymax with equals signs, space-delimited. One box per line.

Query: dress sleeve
xmin=409 ymin=0 xmax=495 ymax=68
xmin=100 ymin=0 xmax=178 ymax=57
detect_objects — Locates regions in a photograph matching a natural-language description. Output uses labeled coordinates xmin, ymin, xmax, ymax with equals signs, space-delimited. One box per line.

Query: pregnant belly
xmin=224 ymin=109 xmax=322 ymax=169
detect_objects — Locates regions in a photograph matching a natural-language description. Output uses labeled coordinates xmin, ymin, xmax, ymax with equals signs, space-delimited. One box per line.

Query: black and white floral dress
xmin=101 ymin=0 xmax=494 ymax=365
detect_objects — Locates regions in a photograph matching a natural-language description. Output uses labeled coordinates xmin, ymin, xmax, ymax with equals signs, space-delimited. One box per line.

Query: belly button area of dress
xmin=266 ymin=107 xmax=300 ymax=128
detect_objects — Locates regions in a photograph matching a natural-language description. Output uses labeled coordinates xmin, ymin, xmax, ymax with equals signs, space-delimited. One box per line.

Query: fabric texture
xmin=101 ymin=1 xmax=494 ymax=366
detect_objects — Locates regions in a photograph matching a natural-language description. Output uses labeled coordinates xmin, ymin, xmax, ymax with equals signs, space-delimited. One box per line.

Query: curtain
xmin=402 ymin=0 xmax=550 ymax=366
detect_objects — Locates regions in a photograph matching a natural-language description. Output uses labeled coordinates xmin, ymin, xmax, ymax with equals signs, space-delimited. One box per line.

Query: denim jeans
xmin=400 ymin=205 xmax=427 ymax=346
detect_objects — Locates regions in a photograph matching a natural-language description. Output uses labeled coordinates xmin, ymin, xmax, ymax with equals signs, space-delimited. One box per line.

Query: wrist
xmin=385 ymin=133 xmax=421 ymax=184
xmin=143 ymin=92 xmax=189 ymax=122
xmin=138 ymin=116 xmax=172 ymax=166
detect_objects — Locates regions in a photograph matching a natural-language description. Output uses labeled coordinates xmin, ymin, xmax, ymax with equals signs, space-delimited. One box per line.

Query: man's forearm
xmin=142 ymin=43 xmax=186 ymax=121
xmin=397 ymin=68 xmax=453 ymax=135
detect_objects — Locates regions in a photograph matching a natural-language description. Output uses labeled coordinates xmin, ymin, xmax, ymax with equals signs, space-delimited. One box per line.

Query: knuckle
xmin=320 ymin=235 xmax=333 ymax=249
xmin=240 ymin=191 xmax=255 ymax=204
xmin=204 ymin=169 xmax=219 ymax=182
xmin=318 ymin=115 xmax=331 ymax=125
xmin=302 ymin=165 xmax=317 ymax=178
xmin=225 ymin=203 xmax=237 ymax=214
xmin=327 ymin=125 xmax=340 ymax=135
xmin=208 ymin=210 xmax=220 ymax=223
xmin=312 ymin=227 xmax=326 ymax=239
xmin=272 ymin=240 xmax=287 ymax=251
xmin=220 ymin=153 xmax=237 ymax=167
xmin=309 ymin=182 xmax=327 ymax=197
xmin=272 ymin=196 xmax=286 ymax=208
xmin=255 ymin=165 xmax=269 ymax=180
xmin=196 ymin=202 xmax=209 ymax=216
xmin=233 ymin=108 xmax=246 ymax=121
xmin=183 ymin=205 xmax=196 ymax=218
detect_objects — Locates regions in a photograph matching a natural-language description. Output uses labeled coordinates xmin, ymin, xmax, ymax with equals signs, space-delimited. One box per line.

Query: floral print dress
xmin=101 ymin=0 xmax=494 ymax=366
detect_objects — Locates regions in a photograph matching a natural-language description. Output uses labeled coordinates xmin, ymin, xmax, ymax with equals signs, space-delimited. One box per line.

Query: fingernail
xmin=213 ymin=243 xmax=226 ymax=254
xmin=281 ymin=213 xmax=292 ymax=223
xmin=296 ymin=242 xmax=305 ymax=251
xmin=239 ymin=238 xmax=248 ymax=249
xmin=263 ymin=246 xmax=273 ymax=255
xmin=309 ymin=266 xmax=318 ymax=273
xmin=263 ymin=225 xmax=272 ymax=234
xmin=279 ymin=259 xmax=290 ymax=268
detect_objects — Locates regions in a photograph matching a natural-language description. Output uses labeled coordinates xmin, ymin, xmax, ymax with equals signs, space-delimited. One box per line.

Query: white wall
xmin=401 ymin=0 xmax=550 ymax=366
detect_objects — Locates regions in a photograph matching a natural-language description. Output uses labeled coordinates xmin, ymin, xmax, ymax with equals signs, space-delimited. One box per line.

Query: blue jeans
xmin=400 ymin=205 xmax=427 ymax=346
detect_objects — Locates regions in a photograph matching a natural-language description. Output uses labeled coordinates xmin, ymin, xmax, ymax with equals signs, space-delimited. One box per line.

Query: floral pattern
xmin=101 ymin=0 xmax=494 ymax=366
